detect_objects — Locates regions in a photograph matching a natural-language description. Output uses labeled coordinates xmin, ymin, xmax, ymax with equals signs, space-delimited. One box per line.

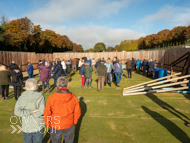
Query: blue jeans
xmin=42 ymin=82 xmax=49 ymax=86
xmin=28 ymin=74 xmax=33 ymax=78
xmin=23 ymin=128 xmax=44 ymax=143
xmin=50 ymin=125 xmax=74 ymax=143
xmin=115 ymin=73 xmax=121 ymax=84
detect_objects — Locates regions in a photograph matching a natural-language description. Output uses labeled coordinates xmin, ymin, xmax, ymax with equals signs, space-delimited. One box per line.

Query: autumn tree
xmin=78 ymin=45 xmax=84 ymax=52
xmin=169 ymin=26 xmax=186 ymax=45
xmin=137 ymin=37 xmax=145 ymax=50
xmin=114 ymin=45 xmax=121 ymax=51
xmin=106 ymin=46 xmax=114 ymax=51
xmin=94 ymin=42 xmax=106 ymax=52
xmin=120 ymin=40 xmax=138 ymax=51
xmin=4 ymin=17 xmax=34 ymax=51
xmin=88 ymin=48 xmax=94 ymax=52
xmin=157 ymin=29 xmax=170 ymax=47
xmin=184 ymin=25 xmax=190 ymax=40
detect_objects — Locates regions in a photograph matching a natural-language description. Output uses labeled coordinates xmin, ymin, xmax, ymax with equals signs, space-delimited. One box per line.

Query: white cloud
xmin=140 ymin=5 xmax=175 ymax=23
xmin=172 ymin=8 xmax=190 ymax=26
xmin=24 ymin=0 xmax=144 ymax=50
xmin=51 ymin=25 xmax=145 ymax=50
xmin=27 ymin=0 xmax=132 ymax=24
xmin=140 ymin=5 xmax=190 ymax=27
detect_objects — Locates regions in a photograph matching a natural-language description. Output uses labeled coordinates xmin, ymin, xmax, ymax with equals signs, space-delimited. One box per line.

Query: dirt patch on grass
xmin=107 ymin=121 xmax=116 ymax=130
xmin=98 ymin=100 xmax=107 ymax=105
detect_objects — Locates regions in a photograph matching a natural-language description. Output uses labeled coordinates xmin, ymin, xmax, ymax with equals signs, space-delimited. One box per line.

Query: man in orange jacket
xmin=44 ymin=76 xmax=81 ymax=143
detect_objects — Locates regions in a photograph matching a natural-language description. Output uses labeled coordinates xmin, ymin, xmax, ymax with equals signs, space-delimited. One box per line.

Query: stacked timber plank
xmin=123 ymin=73 xmax=190 ymax=96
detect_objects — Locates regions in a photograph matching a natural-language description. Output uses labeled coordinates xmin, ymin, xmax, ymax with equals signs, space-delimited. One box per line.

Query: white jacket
xmin=61 ymin=61 xmax=66 ymax=69
xmin=78 ymin=60 xmax=83 ymax=67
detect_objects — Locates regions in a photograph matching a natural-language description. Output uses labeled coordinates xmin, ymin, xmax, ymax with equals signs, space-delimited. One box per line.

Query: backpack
xmin=12 ymin=72 xmax=19 ymax=83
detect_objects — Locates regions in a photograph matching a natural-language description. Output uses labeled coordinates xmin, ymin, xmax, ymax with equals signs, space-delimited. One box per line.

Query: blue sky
xmin=0 ymin=0 xmax=190 ymax=50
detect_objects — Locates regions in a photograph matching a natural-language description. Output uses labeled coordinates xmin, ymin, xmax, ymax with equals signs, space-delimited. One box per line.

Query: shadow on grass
xmin=74 ymin=97 xmax=87 ymax=143
xmin=49 ymin=84 xmax=55 ymax=92
xmin=181 ymin=94 xmax=190 ymax=100
xmin=70 ymin=72 xmax=76 ymax=77
xmin=142 ymin=106 xmax=190 ymax=143
xmin=145 ymin=94 xmax=190 ymax=125
xmin=8 ymin=90 xmax=15 ymax=99
xmin=135 ymin=71 xmax=154 ymax=80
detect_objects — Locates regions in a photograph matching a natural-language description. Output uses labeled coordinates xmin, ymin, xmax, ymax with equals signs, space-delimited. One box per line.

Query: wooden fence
xmin=1 ymin=48 xmax=190 ymax=71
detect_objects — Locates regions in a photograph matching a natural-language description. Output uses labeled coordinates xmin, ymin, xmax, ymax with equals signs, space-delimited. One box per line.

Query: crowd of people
xmin=0 ymin=57 xmax=158 ymax=143
xmin=0 ymin=57 xmax=156 ymax=101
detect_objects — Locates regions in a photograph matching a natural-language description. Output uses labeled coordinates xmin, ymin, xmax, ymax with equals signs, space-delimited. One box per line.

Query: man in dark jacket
xmin=113 ymin=59 xmax=123 ymax=87
xmin=84 ymin=62 xmax=93 ymax=88
xmin=0 ymin=65 xmax=11 ymax=100
xmin=66 ymin=60 xmax=72 ymax=78
xmin=52 ymin=61 xmax=63 ymax=90
xmin=95 ymin=59 xmax=101 ymax=69
xmin=142 ymin=58 xmax=148 ymax=75
xmin=26 ymin=62 xmax=33 ymax=78
xmin=97 ymin=61 xmax=107 ymax=91
xmin=9 ymin=61 xmax=15 ymax=71
xmin=132 ymin=58 xmax=136 ymax=71
xmin=112 ymin=57 xmax=117 ymax=82
xmin=72 ymin=58 xmax=77 ymax=72
xmin=11 ymin=64 xmax=23 ymax=101
xmin=79 ymin=63 xmax=85 ymax=87
xmin=125 ymin=58 xmax=132 ymax=78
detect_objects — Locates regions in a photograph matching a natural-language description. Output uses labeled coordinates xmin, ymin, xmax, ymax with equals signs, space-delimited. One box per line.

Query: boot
xmin=47 ymin=86 xmax=50 ymax=93
xmin=104 ymin=83 xmax=106 ymax=86
xmin=42 ymin=86 xmax=45 ymax=94
xmin=109 ymin=83 xmax=111 ymax=87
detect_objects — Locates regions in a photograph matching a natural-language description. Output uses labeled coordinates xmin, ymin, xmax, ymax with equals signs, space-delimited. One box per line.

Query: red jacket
xmin=44 ymin=89 xmax=81 ymax=129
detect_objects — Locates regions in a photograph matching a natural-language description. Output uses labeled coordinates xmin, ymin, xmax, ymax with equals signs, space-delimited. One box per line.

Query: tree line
xmin=138 ymin=26 xmax=190 ymax=50
xmin=0 ymin=16 xmax=84 ymax=53
xmin=1 ymin=16 xmax=190 ymax=53
xmin=85 ymin=25 xmax=190 ymax=52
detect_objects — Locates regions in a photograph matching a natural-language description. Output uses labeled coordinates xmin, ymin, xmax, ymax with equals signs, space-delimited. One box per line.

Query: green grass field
xmin=0 ymin=71 xmax=190 ymax=143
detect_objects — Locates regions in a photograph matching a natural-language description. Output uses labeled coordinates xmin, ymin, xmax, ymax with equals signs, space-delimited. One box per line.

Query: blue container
xmin=164 ymin=69 xmax=167 ymax=76
xmin=154 ymin=68 xmax=161 ymax=79
xmin=159 ymin=69 xmax=167 ymax=81
xmin=159 ymin=69 xmax=164 ymax=78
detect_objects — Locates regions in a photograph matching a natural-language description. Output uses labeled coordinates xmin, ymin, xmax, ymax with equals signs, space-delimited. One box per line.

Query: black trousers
xmin=14 ymin=86 xmax=22 ymax=100
xmin=1 ymin=85 xmax=9 ymax=97
xmin=127 ymin=69 xmax=132 ymax=78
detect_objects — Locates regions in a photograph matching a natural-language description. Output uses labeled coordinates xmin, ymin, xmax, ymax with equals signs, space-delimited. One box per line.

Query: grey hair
xmin=0 ymin=65 xmax=7 ymax=71
xmin=57 ymin=76 xmax=69 ymax=88
xmin=45 ymin=62 xmax=49 ymax=67
xmin=25 ymin=78 xmax=38 ymax=91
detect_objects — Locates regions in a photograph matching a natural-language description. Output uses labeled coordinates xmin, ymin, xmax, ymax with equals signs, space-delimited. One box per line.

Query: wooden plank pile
xmin=123 ymin=52 xmax=190 ymax=96
xmin=123 ymin=73 xmax=190 ymax=96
